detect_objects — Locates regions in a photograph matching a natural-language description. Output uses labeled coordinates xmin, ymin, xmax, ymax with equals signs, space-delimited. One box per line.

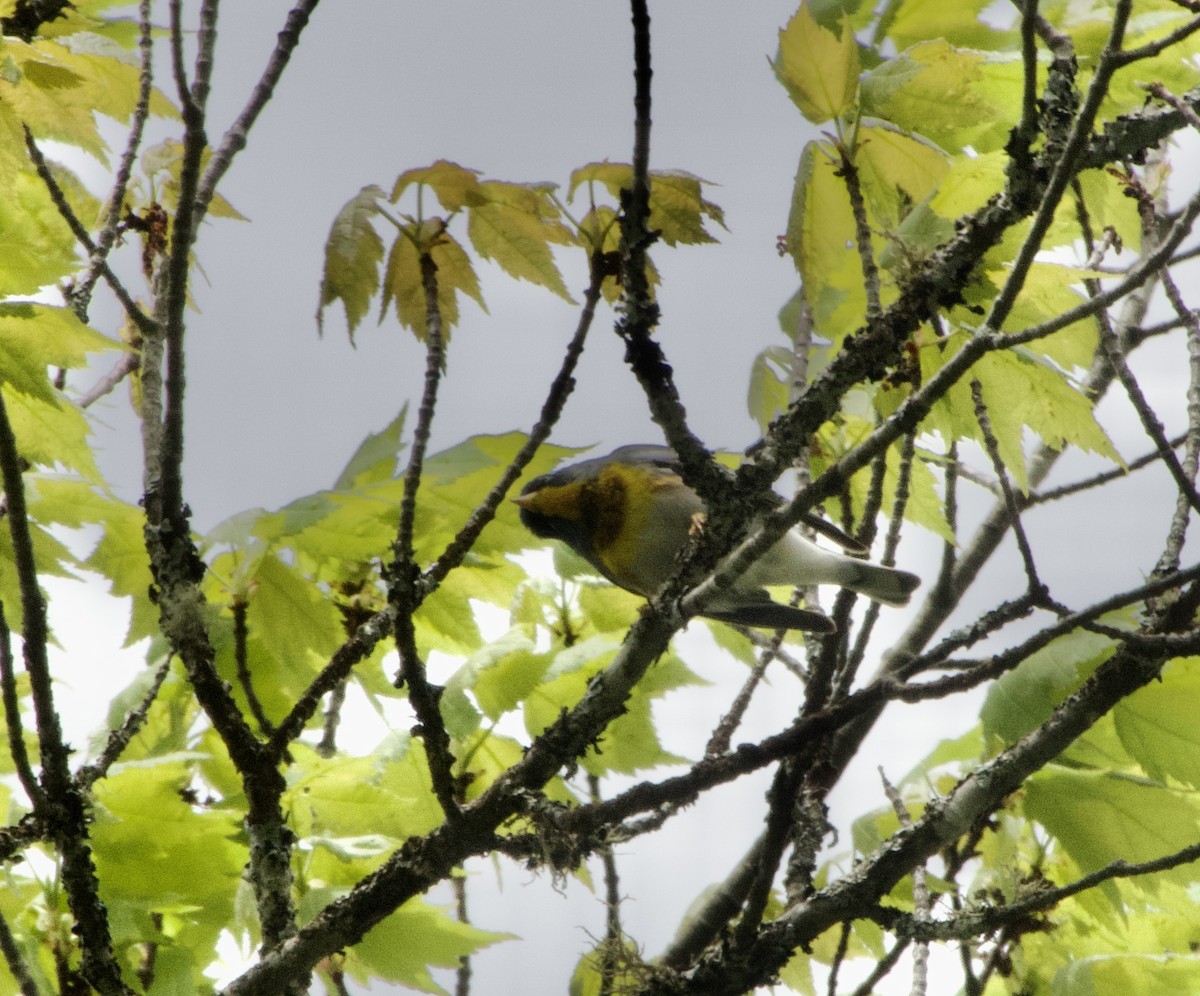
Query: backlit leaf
xmin=318 ymin=184 xmax=387 ymax=337
xmin=773 ymin=4 xmax=860 ymax=123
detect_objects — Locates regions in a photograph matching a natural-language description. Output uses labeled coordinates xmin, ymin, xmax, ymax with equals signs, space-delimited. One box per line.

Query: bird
xmin=513 ymin=444 xmax=920 ymax=632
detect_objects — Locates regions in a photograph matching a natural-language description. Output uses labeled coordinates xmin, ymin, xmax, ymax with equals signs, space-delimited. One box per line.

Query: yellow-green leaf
xmin=0 ymin=303 xmax=116 ymax=402
xmin=1115 ymin=658 xmax=1200 ymax=790
xmin=773 ymin=4 xmax=859 ymax=124
xmin=380 ymin=230 xmax=485 ymax=338
xmin=567 ymin=162 xmax=725 ymax=246
xmin=860 ymin=40 xmax=1009 ymax=153
xmin=318 ymin=184 xmax=386 ymax=337
xmin=856 ymin=123 xmax=948 ymax=220
xmin=1026 ymin=766 xmax=1200 ymax=880
xmin=466 ymin=180 xmax=574 ymax=300
xmin=787 ymin=141 xmax=866 ymax=338
xmin=391 ymin=159 xmax=482 ymax=212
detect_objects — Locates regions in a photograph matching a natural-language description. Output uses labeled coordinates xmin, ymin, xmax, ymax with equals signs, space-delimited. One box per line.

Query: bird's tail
xmin=843 ymin=560 xmax=921 ymax=607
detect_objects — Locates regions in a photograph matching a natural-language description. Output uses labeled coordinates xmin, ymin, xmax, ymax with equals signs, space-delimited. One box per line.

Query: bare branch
xmin=392 ymin=251 xmax=459 ymax=818
xmin=881 ymin=838 xmax=1200 ymax=942
xmin=71 ymin=0 xmax=155 ymax=320
xmin=0 ymin=602 xmax=42 ymax=808
xmin=76 ymin=656 xmax=173 ymax=791
xmin=0 ymin=907 xmax=40 ymax=996
xmin=0 ymin=381 xmax=125 ymax=992
xmin=22 ymin=127 xmax=156 ymax=339
xmin=196 ymin=1 xmax=323 ymax=226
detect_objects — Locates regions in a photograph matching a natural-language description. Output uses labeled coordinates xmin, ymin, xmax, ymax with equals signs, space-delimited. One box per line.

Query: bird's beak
xmin=512 ymin=493 xmax=535 ymax=508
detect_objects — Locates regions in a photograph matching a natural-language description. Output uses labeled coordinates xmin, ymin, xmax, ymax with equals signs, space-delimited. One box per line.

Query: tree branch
xmin=391 ymin=251 xmax=459 ymax=818
xmin=195 ymin=1 xmax=322 ymax=226
xmin=0 ymin=386 xmax=125 ymax=992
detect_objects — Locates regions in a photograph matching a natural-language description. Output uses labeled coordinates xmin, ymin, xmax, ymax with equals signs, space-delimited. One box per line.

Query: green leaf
xmin=1000 ymin=263 xmax=1100 ymax=370
xmin=0 ymin=171 xmax=80 ymax=293
xmin=1114 ymin=658 xmax=1200 ymax=790
xmin=899 ymin=725 xmax=985 ymax=786
xmin=855 ymin=123 xmax=948 ymax=219
xmin=639 ymin=168 xmax=727 ymax=246
xmin=773 ymin=4 xmax=860 ymax=124
xmin=975 ymin=347 xmax=1121 ymax=488
xmin=286 ymin=740 xmax=444 ymax=842
xmin=1026 ymin=766 xmax=1200 ymax=879
xmin=882 ymin=0 xmax=1012 ymax=53
xmin=380 ymin=228 xmax=485 ymax=338
xmin=447 ymin=628 xmax=546 ymax=721
xmin=1055 ymin=954 xmax=1200 ymax=996
xmin=923 ymin=331 xmax=1121 ymax=490
xmin=860 ymin=41 xmax=1011 ymax=153
xmin=317 ymin=184 xmax=387 ymax=337
xmin=524 ymin=636 xmax=698 ymax=775
xmin=6 ymin=388 xmax=100 ymax=480
xmin=353 ymin=898 xmax=512 ymax=993
xmin=748 ymin=345 xmax=793 ymax=432
xmin=786 ymin=141 xmax=866 ymax=339
xmin=391 ymin=159 xmax=482 ymax=211
xmin=466 ymin=180 xmax=574 ymax=300
xmin=981 ymin=629 xmax=1115 ymax=749
xmin=567 ymin=162 xmax=726 ymax=247
xmin=73 ymin=486 xmax=156 ymax=644
xmin=3 ymin=38 xmax=175 ymax=164
xmin=569 ymin=941 xmax=644 ymax=996
xmin=0 ymin=303 xmax=116 ymax=402
xmin=332 ymin=406 xmax=408 ymax=490
xmin=245 ymin=552 xmax=343 ymax=662
xmin=91 ymin=759 xmax=245 ymax=927
xmin=139 ymin=138 xmax=244 ymax=218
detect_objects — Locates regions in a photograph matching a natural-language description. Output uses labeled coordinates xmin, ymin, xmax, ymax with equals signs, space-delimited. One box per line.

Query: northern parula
xmin=515 ymin=444 xmax=920 ymax=632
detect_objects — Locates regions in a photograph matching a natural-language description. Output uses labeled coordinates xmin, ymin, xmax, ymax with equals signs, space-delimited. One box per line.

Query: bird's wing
xmin=798 ymin=513 xmax=869 ymax=556
xmin=702 ymin=590 xmax=836 ymax=633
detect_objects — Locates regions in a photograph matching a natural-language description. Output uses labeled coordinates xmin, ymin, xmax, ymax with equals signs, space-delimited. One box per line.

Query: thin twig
xmin=616 ymin=0 xmax=716 ymax=495
xmin=880 ymin=836 xmax=1200 ymax=942
xmin=850 ymin=936 xmax=911 ymax=996
xmin=72 ymin=0 xmax=155 ymax=319
xmin=732 ymin=760 xmax=805 ymax=951
xmin=76 ymin=352 xmax=139 ymax=410
xmin=422 ymin=254 xmax=606 ymax=594
xmin=316 ymin=679 xmax=346 ymax=758
xmin=838 ymin=147 xmax=882 ymax=319
xmin=1098 ymin=297 xmax=1200 ymax=522
xmin=21 ymin=128 xmax=155 ymax=338
xmin=0 ymin=602 xmax=43 ymax=807
xmin=1027 ymin=432 xmax=1186 ymax=506
xmin=589 ymin=773 xmax=624 ymax=996
xmin=705 ymin=643 xmax=779 ymax=757
xmin=233 ymin=599 xmax=274 ymax=736
xmin=1112 ymin=13 xmax=1200 ymax=65
xmin=980 ymin=2 xmax=1121 ymax=338
xmin=76 ymin=655 xmax=172 ymax=791
xmin=269 ymin=605 xmax=394 ymax=759
xmin=840 ymin=431 xmax=916 ymax=696
xmin=1014 ymin=0 xmax=1040 ymax=147
xmin=900 ymin=562 xmax=1200 ymax=688
xmin=195 ymin=1 xmax=322 ymax=227
xmin=392 ymin=252 xmax=459 ymax=818
xmin=0 ymin=907 xmax=40 ymax=996
xmin=0 ymin=383 xmax=125 ymax=990
xmin=826 ymin=920 xmax=852 ymax=996
xmin=970 ymin=381 xmax=1044 ymax=594
xmin=453 ymin=870 xmax=472 ymax=996
xmin=880 ymin=768 xmax=928 ymax=996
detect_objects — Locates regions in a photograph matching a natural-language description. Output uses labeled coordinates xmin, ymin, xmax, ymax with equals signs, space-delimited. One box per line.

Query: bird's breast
xmin=586 ymin=467 xmax=698 ymax=596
